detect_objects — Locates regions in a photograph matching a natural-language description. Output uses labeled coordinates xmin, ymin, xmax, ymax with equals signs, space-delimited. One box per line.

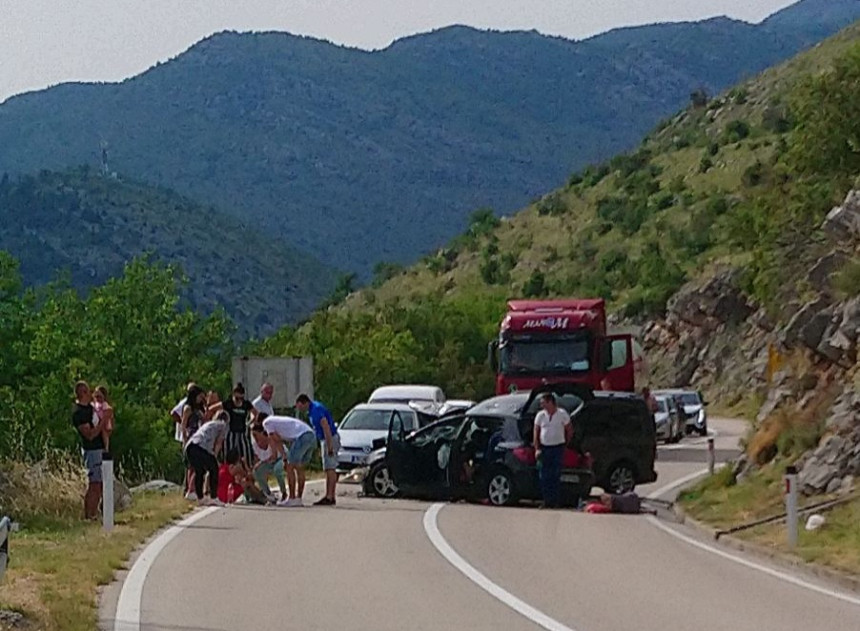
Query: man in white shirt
xmin=533 ymin=393 xmax=572 ymax=509
xmin=262 ymin=415 xmax=316 ymax=507
xmin=252 ymin=383 xmax=275 ymax=417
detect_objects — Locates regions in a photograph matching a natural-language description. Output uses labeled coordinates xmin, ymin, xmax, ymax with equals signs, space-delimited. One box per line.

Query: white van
xmin=368 ymin=385 xmax=445 ymax=406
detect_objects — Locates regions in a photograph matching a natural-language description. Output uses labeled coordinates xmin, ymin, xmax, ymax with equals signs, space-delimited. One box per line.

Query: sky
xmin=1 ymin=0 xmax=799 ymax=103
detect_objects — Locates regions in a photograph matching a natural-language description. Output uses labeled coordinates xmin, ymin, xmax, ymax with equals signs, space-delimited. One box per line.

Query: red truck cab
xmin=488 ymin=299 xmax=641 ymax=395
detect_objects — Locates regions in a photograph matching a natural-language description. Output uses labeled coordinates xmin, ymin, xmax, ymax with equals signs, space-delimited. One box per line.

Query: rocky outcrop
xmin=822 ymin=189 xmax=860 ymax=241
xmin=798 ymin=390 xmax=860 ymax=495
xmin=643 ymin=267 xmax=769 ymax=404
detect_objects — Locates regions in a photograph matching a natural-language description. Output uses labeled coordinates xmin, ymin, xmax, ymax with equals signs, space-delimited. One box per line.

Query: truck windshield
xmin=500 ymin=338 xmax=591 ymax=374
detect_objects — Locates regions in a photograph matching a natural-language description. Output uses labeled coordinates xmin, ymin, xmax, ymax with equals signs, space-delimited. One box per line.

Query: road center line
xmin=646 ymin=469 xmax=860 ymax=608
xmin=423 ymin=503 xmax=579 ymax=631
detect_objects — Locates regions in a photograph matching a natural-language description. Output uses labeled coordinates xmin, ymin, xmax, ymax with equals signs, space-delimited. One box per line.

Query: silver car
xmin=336 ymin=403 xmax=435 ymax=473
xmin=655 ymin=389 xmax=708 ymax=436
xmin=654 ymin=394 xmax=684 ymax=443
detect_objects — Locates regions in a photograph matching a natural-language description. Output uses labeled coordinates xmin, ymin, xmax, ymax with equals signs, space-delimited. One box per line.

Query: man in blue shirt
xmin=295 ymin=394 xmax=339 ymax=506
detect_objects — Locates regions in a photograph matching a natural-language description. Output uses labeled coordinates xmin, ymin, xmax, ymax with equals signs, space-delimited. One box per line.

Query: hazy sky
xmin=1 ymin=0 xmax=798 ymax=103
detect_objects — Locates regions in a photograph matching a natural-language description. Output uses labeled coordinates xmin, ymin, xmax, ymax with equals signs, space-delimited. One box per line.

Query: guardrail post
xmin=707 ymin=438 xmax=715 ymax=475
xmin=785 ymin=465 xmax=798 ymax=548
xmin=102 ymin=453 xmax=114 ymax=532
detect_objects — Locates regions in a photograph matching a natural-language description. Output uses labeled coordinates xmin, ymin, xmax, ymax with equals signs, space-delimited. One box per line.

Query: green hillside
xmin=1 ymin=0 xmax=858 ymax=277
xmin=258 ymin=20 xmax=860 ymax=416
xmin=0 ymin=169 xmax=335 ymax=335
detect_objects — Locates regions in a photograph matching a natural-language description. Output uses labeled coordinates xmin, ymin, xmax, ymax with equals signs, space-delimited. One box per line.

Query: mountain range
xmin=0 ymin=0 xmax=858 ymax=280
xmin=0 ymin=169 xmax=334 ymax=336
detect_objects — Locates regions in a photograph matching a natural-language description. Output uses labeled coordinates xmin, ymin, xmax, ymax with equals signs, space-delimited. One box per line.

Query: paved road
xmin=102 ymin=418 xmax=860 ymax=631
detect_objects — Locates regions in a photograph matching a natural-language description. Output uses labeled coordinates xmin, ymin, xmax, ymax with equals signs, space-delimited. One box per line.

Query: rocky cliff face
xmin=644 ymin=187 xmax=860 ymax=495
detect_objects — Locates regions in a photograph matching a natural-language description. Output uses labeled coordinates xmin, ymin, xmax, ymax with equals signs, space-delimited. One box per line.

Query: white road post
xmin=707 ymin=438 xmax=715 ymax=475
xmin=785 ymin=465 xmax=798 ymax=548
xmin=102 ymin=453 xmax=115 ymax=532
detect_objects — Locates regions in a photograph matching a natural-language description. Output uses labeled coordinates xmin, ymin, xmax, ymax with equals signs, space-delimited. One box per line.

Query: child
xmin=93 ymin=385 xmax=115 ymax=454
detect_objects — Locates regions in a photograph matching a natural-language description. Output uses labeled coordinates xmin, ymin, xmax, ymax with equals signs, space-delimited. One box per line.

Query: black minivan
xmin=467 ymin=384 xmax=657 ymax=494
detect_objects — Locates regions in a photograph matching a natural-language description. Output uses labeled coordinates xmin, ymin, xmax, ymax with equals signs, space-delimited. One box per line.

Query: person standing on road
xmin=72 ymin=381 xmax=105 ymax=520
xmin=295 ymin=394 xmax=339 ymax=506
xmin=213 ymin=383 xmax=257 ymax=467
xmin=180 ymin=385 xmax=208 ymax=501
xmin=252 ymin=382 xmax=275 ymax=417
xmin=533 ymin=393 xmax=572 ymax=509
xmin=184 ymin=411 xmax=229 ymax=506
xmin=262 ymin=414 xmax=316 ymax=507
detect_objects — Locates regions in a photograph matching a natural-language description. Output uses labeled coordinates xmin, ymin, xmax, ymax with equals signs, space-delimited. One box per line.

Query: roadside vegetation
xmin=0 ymin=461 xmax=189 ymax=631
xmin=680 ymin=466 xmax=860 ymax=576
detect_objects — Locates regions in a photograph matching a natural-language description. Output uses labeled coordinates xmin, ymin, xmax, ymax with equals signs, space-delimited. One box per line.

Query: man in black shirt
xmin=72 ymin=381 xmax=105 ymax=520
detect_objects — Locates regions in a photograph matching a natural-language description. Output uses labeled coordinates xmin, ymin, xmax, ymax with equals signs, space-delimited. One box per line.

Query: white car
xmin=336 ymin=403 xmax=436 ymax=473
xmin=368 ymin=385 xmax=445 ymax=407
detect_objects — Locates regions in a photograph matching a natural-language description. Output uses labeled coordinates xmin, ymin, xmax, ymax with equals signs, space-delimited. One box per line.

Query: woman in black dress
xmin=218 ymin=383 xmax=257 ymax=466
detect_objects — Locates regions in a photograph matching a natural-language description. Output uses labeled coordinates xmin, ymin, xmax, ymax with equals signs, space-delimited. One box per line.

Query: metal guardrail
xmin=0 ymin=516 xmax=10 ymax=582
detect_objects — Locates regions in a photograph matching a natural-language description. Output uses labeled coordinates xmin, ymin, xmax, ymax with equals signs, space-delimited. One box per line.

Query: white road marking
xmin=113 ymin=506 xmax=218 ymax=631
xmin=646 ymin=470 xmax=860 ymax=608
xmin=424 ymin=503 xmax=578 ymax=631
xmin=113 ymin=479 xmax=328 ymax=630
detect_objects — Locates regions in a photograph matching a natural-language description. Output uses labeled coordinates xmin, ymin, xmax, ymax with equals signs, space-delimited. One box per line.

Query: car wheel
xmin=698 ymin=423 xmax=709 ymax=437
xmin=485 ymin=467 xmax=517 ymax=507
xmin=605 ymin=462 xmax=636 ymax=494
xmin=367 ymin=462 xmax=399 ymax=498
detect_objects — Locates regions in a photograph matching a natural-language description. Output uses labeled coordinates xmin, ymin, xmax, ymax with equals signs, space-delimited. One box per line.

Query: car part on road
xmin=367 ymin=461 xmax=399 ymax=498
xmin=485 ymin=467 xmax=517 ymax=506
xmin=605 ymin=461 xmax=637 ymax=494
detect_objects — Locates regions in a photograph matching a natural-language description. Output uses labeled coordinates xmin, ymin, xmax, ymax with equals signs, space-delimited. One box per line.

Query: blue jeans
xmin=539 ymin=445 xmax=564 ymax=507
xmin=254 ymin=459 xmax=286 ymax=496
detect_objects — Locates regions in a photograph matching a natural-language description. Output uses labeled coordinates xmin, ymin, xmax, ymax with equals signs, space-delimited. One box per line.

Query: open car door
xmin=518 ymin=382 xmax=594 ymax=441
xmin=600 ymin=334 xmax=635 ymax=392
xmin=386 ymin=415 xmax=466 ymax=498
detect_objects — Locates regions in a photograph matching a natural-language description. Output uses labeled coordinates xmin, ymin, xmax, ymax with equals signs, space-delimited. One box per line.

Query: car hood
xmin=338 ymin=429 xmax=389 ymax=449
xmin=684 ymin=405 xmax=703 ymax=415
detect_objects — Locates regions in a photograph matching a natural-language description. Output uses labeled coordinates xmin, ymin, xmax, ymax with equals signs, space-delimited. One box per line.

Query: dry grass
xmin=681 ymin=464 xmax=860 ymax=575
xmin=0 ymin=463 xmax=191 ymax=631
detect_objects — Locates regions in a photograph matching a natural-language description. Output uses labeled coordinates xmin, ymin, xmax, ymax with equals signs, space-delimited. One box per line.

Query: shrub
xmin=536 ymin=192 xmax=567 ymax=216
xmin=834 ymin=258 xmax=860 ymax=297
xmin=723 ymin=119 xmax=751 ymax=144
xmin=690 ymin=88 xmax=709 ymax=108
xmin=0 ymin=456 xmax=86 ymax=528
xmin=653 ymin=192 xmax=675 ymax=211
xmin=742 ymin=161 xmax=765 ymax=187
xmin=522 ymin=270 xmax=548 ymax=297
xmin=699 ymin=156 xmax=714 ymax=173
xmin=705 ymin=194 xmax=729 ymax=216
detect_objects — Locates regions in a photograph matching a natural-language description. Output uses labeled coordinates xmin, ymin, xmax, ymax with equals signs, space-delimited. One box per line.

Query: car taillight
xmin=513 ymin=446 xmax=536 ymax=466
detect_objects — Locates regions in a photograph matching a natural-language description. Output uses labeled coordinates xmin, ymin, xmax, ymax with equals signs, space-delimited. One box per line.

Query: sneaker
xmin=185 ymin=491 xmax=198 ymax=501
xmin=277 ymin=497 xmax=294 ymax=507
xmin=211 ymin=498 xmax=226 ymax=507
xmin=313 ymin=497 xmax=334 ymax=506
xmin=287 ymin=498 xmax=304 ymax=507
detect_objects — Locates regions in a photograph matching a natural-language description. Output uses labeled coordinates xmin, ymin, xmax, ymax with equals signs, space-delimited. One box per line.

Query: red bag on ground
xmin=585 ymin=502 xmax=612 ymax=514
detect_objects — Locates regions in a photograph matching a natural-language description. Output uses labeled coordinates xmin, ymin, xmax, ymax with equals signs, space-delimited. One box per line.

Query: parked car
xmin=368 ymin=385 xmax=445 ymax=406
xmin=363 ymin=383 xmax=657 ymax=502
xmin=654 ymin=394 xmax=684 ymax=443
xmin=438 ymin=399 xmax=476 ymax=417
xmin=0 ymin=516 xmax=9 ymax=583
xmin=654 ymin=389 xmax=708 ymax=436
xmin=336 ymin=403 xmax=436 ymax=476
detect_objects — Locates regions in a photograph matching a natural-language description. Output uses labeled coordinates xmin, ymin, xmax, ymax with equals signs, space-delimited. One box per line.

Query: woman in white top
xmin=533 ymin=393 xmax=572 ymax=509
xmin=262 ymin=415 xmax=316 ymax=507
xmin=185 ymin=413 xmax=229 ymax=506
xmin=250 ymin=421 xmax=288 ymax=500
